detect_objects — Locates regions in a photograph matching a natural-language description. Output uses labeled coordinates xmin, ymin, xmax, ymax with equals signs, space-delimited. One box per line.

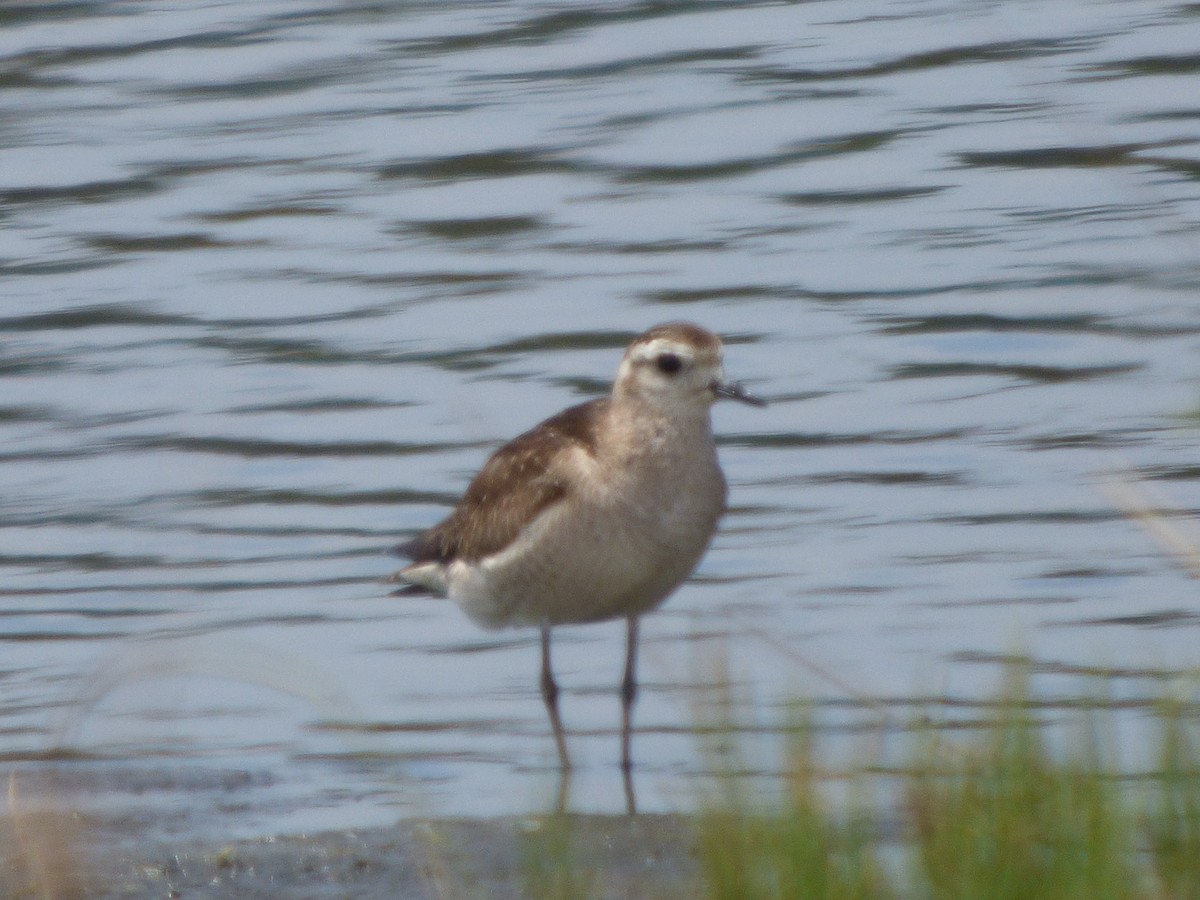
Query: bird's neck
xmin=602 ymin=394 xmax=714 ymax=464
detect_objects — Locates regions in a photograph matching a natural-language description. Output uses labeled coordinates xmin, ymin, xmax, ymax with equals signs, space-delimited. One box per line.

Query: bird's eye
xmin=656 ymin=353 xmax=683 ymax=375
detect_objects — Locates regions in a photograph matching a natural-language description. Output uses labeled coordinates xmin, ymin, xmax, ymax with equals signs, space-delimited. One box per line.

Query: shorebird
xmin=390 ymin=322 xmax=764 ymax=794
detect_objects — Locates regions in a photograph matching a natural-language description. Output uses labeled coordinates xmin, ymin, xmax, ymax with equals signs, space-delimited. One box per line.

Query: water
xmin=2 ymin=0 xmax=1200 ymax=841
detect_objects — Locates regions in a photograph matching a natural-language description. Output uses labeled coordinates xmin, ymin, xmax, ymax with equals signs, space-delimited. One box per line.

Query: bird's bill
xmin=711 ymin=379 xmax=767 ymax=407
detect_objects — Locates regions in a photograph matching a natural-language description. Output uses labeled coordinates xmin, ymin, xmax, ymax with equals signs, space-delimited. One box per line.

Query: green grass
xmin=1146 ymin=695 xmax=1200 ymax=900
xmin=520 ymin=812 xmax=598 ymax=900
xmin=691 ymin=666 xmax=1200 ymax=900
xmin=696 ymin=710 xmax=893 ymax=900
xmin=907 ymin=687 xmax=1139 ymax=899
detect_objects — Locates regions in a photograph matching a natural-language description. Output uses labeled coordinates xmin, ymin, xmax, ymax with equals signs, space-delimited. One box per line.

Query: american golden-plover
xmin=391 ymin=322 xmax=764 ymax=801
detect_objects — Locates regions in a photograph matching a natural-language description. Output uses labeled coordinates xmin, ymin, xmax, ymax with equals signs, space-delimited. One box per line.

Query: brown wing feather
xmin=400 ymin=398 xmax=606 ymax=564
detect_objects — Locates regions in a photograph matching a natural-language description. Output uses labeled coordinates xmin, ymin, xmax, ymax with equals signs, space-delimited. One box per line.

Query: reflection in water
xmin=1 ymin=0 xmax=1199 ymax=842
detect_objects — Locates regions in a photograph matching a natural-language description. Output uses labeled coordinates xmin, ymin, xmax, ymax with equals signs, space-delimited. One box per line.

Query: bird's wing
xmin=396 ymin=398 xmax=607 ymax=565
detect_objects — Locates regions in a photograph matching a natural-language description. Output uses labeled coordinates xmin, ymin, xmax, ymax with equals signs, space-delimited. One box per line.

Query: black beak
xmin=712 ymin=379 xmax=767 ymax=407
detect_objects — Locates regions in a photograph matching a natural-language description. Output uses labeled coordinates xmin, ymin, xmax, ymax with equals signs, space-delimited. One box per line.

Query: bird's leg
xmin=620 ymin=615 xmax=640 ymax=814
xmin=540 ymin=621 xmax=571 ymax=772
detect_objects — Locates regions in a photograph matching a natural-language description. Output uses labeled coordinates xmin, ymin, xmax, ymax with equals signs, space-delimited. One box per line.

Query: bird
xmin=390 ymin=322 xmax=764 ymax=800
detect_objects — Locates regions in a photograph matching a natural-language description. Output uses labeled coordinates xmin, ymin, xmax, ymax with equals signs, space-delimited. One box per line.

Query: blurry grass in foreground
xmin=690 ymin=665 xmax=1200 ymax=900
xmin=4 ymin=664 xmax=1198 ymax=899
xmin=683 ymin=469 xmax=1200 ymax=900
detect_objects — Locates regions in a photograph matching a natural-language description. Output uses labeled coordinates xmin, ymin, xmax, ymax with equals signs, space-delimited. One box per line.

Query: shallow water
xmin=3 ymin=0 xmax=1200 ymax=840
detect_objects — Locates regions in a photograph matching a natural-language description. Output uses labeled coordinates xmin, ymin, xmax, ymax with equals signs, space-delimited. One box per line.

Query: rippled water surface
xmin=4 ymin=0 xmax=1200 ymax=841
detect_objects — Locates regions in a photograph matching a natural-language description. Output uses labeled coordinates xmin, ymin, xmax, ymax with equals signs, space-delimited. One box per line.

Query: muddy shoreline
xmin=5 ymin=814 xmax=701 ymax=899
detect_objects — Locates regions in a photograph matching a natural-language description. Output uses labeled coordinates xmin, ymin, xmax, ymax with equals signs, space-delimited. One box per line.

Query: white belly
xmin=447 ymin=459 xmax=726 ymax=628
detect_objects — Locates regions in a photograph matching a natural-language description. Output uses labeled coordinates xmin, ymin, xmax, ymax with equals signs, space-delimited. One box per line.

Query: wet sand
xmin=4 ymin=814 xmax=701 ymax=899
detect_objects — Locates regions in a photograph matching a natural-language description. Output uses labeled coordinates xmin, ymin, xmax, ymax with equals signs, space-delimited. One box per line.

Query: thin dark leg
xmin=620 ymin=615 xmax=639 ymax=814
xmin=540 ymin=621 xmax=571 ymax=772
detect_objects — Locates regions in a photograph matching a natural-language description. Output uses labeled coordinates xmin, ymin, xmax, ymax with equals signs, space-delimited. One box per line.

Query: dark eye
xmin=656 ymin=352 xmax=683 ymax=375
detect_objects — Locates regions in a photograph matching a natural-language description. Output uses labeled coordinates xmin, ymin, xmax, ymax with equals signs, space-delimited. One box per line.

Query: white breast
xmin=448 ymin=430 xmax=726 ymax=628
